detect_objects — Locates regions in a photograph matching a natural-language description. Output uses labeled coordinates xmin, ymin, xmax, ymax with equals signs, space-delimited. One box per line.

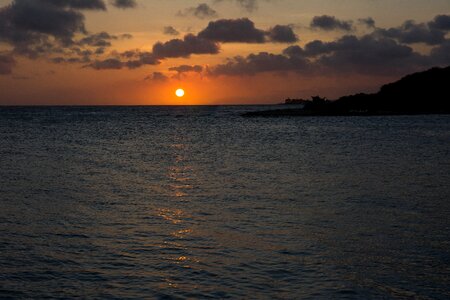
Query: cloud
xmin=169 ymin=65 xmax=203 ymax=73
xmin=111 ymin=0 xmax=137 ymax=9
xmin=145 ymin=72 xmax=168 ymax=81
xmin=312 ymin=35 xmax=428 ymax=74
xmin=152 ymin=34 xmax=220 ymax=58
xmin=2 ymin=2 xmax=448 ymax=79
xmin=266 ymin=25 xmax=298 ymax=43
xmin=376 ymin=20 xmax=447 ymax=45
xmin=88 ymin=58 xmax=123 ymax=70
xmin=122 ymin=33 xmax=133 ymax=39
xmin=198 ymin=18 xmax=266 ymax=43
xmin=209 ymin=33 xmax=445 ymax=77
xmin=235 ymin=0 xmax=258 ymax=12
xmin=78 ymin=31 xmax=117 ymax=47
xmin=83 ymin=18 xmax=298 ymax=73
xmin=51 ymin=55 xmax=91 ymax=64
xmin=209 ymin=50 xmax=309 ymax=76
xmin=84 ymin=18 xmax=298 ymax=71
xmin=163 ymin=26 xmax=180 ymax=36
xmin=359 ymin=17 xmax=375 ymax=28
xmin=95 ymin=47 xmax=106 ymax=55
xmin=135 ymin=52 xmax=160 ymax=64
xmin=0 ymin=0 xmax=141 ymax=72
xmin=39 ymin=0 xmax=106 ymax=10
xmin=1 ymin=1 xmax=87 ymax=39
xmin=430 ymin=39 xmax=450 ymax=64
xmin=87 ymin=50 xmax=159 ymax=69
xmin=213 ymin=0 xmax=259 ymax=12
xmin=0 ymin=53 xmax=16 ymax=75
xmin=82 ymin=18 xmax=300 ymax=72
xmin=149 ymin=14 xmax=450 ymax=75
xmin=124 ymin=51 xmax=159 ymax=68
xmin=0 ymin=0 xmax=110 ymax=59
xmin=198 ymin=18 xmax=298 ymax=43
xmin=311 ymin=15 xmax=353 ymax=31
xmin=428 ymin=14 xmax=450 ymax=31
xmin=177 ymin=3 xmax=218 ymax=19
xmin=302 ymin=40 xmax=332 ymax=57
xmin=85 ymin=30 xmax=224 ymax=70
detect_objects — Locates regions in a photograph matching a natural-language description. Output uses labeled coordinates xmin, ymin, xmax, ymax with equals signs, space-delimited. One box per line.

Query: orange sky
xmin=0 ymin=0 xmax=449 ymax=104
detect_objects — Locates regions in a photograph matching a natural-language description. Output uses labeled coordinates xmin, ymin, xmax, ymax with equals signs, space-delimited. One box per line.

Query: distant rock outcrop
xmin=244 ymin=66 xmax=450 ymax=117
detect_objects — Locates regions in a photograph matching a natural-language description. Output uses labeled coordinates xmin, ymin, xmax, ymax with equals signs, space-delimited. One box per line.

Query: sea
xmin=0 ymin=106 xmax=449 ymax=299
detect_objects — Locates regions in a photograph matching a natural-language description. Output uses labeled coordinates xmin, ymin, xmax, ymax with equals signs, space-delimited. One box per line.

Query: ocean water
xmin=0 ymin=106 xmax=449 ymax=299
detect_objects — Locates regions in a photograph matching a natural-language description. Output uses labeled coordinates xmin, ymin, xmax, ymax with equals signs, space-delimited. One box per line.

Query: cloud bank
xmin=111 ymin=0 xmax=137 ymax=9
xmin=0 ymin=1 xmax=448 ymax=80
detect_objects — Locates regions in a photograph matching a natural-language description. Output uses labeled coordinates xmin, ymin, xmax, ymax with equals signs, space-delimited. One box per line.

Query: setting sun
xmin=175 ymin=89 xmax=185 ymax=98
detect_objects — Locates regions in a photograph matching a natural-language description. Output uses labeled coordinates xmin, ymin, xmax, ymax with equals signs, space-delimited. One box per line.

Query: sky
xmin=0 ymin=0 xmax=449 ymax=105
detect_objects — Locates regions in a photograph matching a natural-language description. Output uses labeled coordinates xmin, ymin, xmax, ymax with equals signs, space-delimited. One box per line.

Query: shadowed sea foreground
xmin=1 ymin=106 xmax=449 ymax=299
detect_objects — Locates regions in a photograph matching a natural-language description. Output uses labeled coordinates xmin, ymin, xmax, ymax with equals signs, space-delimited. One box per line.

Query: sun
xmin=175 ymin=88 xmax=185 ymax=98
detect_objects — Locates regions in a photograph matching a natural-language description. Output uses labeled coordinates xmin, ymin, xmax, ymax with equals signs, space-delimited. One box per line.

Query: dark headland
xmin=243 ymin=66 xmax=450 ymax=117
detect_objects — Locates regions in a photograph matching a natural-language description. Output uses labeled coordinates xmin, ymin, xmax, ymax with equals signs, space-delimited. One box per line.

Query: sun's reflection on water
xmin=172 ymin=228 xmax=193 ymax=239
xmin=168 ymin=165 xmax=193 ymax=198
xmin=157 ymin=208 xmax=184 ymax=225
xmin=153 ymin=140 xmax=202 ymax=287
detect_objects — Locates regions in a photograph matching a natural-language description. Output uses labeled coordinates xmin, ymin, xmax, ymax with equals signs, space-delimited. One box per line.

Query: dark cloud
xmin=120 ymin=49 xmax=139 ymax=58
xmin=308 ymin=34 xmax=428 ymax=74
xmin=213 ymin=0 xmax=258 ymax=12
xmin=163 ymin=26 xmax=180 ymax=36
xmin=0 ymin=0 xmax=140 ymax=72
xmin=111 ymin=0 xmax=137 ymax=9
xmin=87 ymin=58 xmax=123 ymax=70
xmin=145 ymin=72 xmax=168 ymax=81
xmin=152 ymin=34 xmax=220 ymax=58
xmin=282 ymin=45 xmax=305 ymax=57
xmin=198 ymin=18 xmax=297 ymax=43
xmin=1 ymin=0 xmax=106 ymax=51
xmin=95 ymin=47 xmax=106 ymax=55
xmin=115 ymin=49 xmax=159 ymax=65
xmin=376 ymin=20 xmax=446 ymax=45
xmin=51 ymin=55 xmax=91 ymax=64
xmin=2 ymin=0 xmax=87 ymax=39
xmin=169 ymin=65 xmax=203 ymax=73
xmin=302 ymin=40 xmax=333 ymax=57
xmin=177 ymin=3 xmax=218 ymax=19
xmin=0 ymin=0 xmax=110 ymax=59
xmin=2 ymin=1 xmax=447 ymax=79
xmin=124 ymin=51 xmax=159 ymax=68
xmin=209 ymin=33 xmax=438 ymax=77
xmin=88 ymin=18 xmax=300 ymax=70
xmin=78 ymin=32 xmax=117 ymax=47
xmin=313 ymin=35 xmax=428 ymax=74
xmin=236 ymin=0 xmax=258 ymax=12
xmin=39 ymin=0 xmax=106 ymax=10
xmin=209 ymin=50 xmax=309 ymax=76
xmin=86 ymin=50 xmax=159 ymax=70
xmin=121 ymin=33 xmax=133 ymax=39
xmin=430 ymin=39 xmax=450 ymax=65
xmin=311 ymin=15 xmax=353 ymax=31
xmin=203 ymin=15 xmax=450 ymax=76
xmin=0 ymin=53 xmax=16 ymax=75
xmin=85 ymin=18 xmax=296 ymax=71
xmin=359 ymin=17 xmax=375 ymax=28
xmin=198 ymin=18 xmax=265 ymax=43
xmin=428 ymin=14 xmax=450 ymax=31
xmin=266 ymin=25 xmax=298 ymax=43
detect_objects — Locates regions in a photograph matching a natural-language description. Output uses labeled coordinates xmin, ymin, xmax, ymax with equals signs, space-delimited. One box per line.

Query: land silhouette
xmin=243 ymin=66 xmax=450 ymax=117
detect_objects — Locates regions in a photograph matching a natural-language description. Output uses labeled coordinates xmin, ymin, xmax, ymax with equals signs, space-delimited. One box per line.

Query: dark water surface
xmin=1 ymin=106 xmax=449 ymax=299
